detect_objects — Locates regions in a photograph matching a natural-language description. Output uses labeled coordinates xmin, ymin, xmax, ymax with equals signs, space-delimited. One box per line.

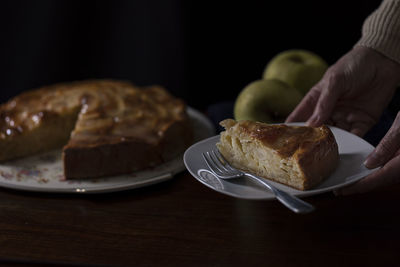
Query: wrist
xmin=355 ymin=0 xmax=400 ymax=64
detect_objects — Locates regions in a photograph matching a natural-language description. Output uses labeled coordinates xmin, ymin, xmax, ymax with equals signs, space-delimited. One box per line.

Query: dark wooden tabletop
xmin=1 ymin=170 xmax=399 ymax=267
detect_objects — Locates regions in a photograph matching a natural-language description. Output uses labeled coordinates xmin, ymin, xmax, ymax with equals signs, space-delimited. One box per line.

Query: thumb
xmin=307 ymin=73 xmax=343 ymax=127
xmin=364 ymin=112 xmax=400 ymax=169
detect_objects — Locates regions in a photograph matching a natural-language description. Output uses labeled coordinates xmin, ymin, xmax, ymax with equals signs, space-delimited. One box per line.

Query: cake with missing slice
xmin=216 ymin=119 xmax=339 ymax=190
xmin=0 ymin=80 xmax=193 ymax=179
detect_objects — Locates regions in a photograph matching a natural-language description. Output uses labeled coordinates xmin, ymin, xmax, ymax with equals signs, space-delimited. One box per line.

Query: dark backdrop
xmin=1 ymin=0 xmax=382 ymax=109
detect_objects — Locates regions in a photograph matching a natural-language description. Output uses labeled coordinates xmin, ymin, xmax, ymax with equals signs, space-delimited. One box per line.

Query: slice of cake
xmin=0 ymin=80 xmax=193 ymax=179
xmin=216 ymin=119 xmax=339 ymax=190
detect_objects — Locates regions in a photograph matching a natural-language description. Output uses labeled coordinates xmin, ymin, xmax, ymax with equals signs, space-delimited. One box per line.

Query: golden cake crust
xmin=0 ymin=80 xmax=193 ymax=179
xmin=217 ymin=119 xmax=339 ymax=190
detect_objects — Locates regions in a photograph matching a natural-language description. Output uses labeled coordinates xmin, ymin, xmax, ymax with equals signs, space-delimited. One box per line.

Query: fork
xmin=202 ymin=150 xmax=315 ymax=214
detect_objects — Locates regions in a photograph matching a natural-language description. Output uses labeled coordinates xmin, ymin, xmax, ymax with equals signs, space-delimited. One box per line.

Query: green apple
xmin=263 ymin=49 xmax=328 ymax=95
xmin=234 ymin=79 xmax=303 ymax=123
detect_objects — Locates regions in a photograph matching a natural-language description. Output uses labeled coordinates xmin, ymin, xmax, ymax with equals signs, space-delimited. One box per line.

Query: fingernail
xmin=307 ymin=115 xmax=319 ymax=126
xmin=363 ymin=153 xmax=381 ymax=169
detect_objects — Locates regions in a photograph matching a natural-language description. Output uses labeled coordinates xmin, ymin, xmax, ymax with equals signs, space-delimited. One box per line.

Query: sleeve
xmin=356 ymin=0 xmax=400 ymax=64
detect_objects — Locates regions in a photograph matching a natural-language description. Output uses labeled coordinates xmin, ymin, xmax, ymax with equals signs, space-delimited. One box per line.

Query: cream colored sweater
xmin=356 ymin=0 xmax=400 ymax=63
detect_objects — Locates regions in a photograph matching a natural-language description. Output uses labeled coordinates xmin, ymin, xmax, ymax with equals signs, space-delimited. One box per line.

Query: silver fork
xmin=202 ymin=150 xmax=315 ymax=214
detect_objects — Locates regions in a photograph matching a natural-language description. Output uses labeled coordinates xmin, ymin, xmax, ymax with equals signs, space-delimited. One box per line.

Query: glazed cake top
xmin=0 ymin=80 xmax=188 ymax=145
xmin=220 ymin=119 xmax=335 ymax=158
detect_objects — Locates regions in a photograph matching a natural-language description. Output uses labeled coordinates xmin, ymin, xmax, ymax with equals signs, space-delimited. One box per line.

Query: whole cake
xmin=0 ymin=80 xmax=193 ymax=179
xmin=217 ymin=119 xmax=339 ymax=190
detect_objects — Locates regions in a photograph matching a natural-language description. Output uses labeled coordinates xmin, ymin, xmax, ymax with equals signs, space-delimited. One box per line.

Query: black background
xmin=0 ymin=0 xmax=382 ymax=109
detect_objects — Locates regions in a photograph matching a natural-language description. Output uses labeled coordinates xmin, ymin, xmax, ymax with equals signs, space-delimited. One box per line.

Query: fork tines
xmin=202 ymin=150 xmax=235 ymax=176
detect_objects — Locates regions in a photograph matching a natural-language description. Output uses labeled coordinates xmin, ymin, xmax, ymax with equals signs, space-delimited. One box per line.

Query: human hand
xmin=286 ymin=46 xmax=400 ymax=137
xmin=335 ymin=112 xmax=400 ymax=195
xmin=286 ymin=46 xmax=400 ymax=194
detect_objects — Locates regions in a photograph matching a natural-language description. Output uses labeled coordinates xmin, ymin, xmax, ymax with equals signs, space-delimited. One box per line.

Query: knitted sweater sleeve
xmin=356 ymin=0 xmax=400 ymax=63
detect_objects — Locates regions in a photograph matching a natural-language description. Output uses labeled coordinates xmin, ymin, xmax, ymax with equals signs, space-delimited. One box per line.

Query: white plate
xmin=184 ymin=123 xmax=378 ymax=199
xmin=0 ymin=107 xmax=215 ymax=194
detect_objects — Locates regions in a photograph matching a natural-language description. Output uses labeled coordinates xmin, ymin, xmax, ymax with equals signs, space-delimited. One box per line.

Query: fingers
xmin=328 ymin=107 xmax=375 ymax=136
xmin=331 ymin=111 xmax=351 ymax=131
xmin=349 ymin=122 xmax=370 ymax=137
xmin=346 ymin=112 xmax=375 ymax=137
xmin=307 ymin=72 xmax=343 ymax=127
xmin=364 ymin=112 xmax=400 ymax=169
xmin=335 ymin=154 xmax=400 ymax=195
xmin=285 ymin=89 xmax=321 ymax=123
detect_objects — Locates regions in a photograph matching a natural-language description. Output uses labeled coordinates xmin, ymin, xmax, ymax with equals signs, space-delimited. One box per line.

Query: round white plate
xmin=184 ymin=123 xmax=378 ymax=199
xmin=0 ymin=107 xmax=215 ymax=194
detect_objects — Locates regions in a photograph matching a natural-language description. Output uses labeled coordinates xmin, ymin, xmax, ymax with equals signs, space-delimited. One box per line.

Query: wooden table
xmin=1 ymin=170 xmax=399 ymax=267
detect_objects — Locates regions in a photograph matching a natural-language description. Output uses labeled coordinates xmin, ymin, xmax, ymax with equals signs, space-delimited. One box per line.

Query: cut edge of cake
xmin=63 ymin=113 xmax=193 ymax=179
xmin=0 ymin=107 xmax=81 ymax=162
